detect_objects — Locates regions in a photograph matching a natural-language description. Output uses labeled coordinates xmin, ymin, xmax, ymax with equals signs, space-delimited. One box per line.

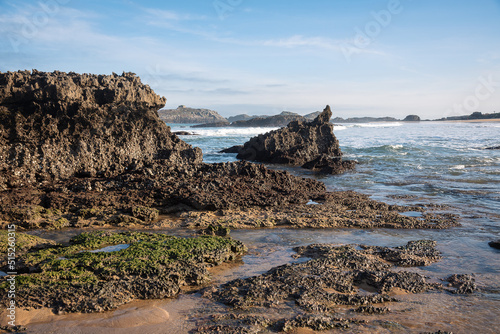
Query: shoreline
xmin=430 ymin=118 xmax=500 ymax=123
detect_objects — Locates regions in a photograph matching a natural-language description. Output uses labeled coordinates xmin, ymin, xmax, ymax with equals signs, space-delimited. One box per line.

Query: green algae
xmin=0 ymin=230 xmax=56 ymax=254
xmin=7 ymin=231 xmax=246 ymax=289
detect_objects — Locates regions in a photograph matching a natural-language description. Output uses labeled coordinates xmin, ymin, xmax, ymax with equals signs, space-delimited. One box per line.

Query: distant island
xmin=161 ymin=106 xmax=499 ymax=127
xmin=158 ymin=105 xmax=228 ymax=124
xmin=435 ymin=111 xmax=500 ymax=121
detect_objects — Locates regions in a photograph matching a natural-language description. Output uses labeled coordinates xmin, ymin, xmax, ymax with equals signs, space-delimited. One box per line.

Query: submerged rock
xmin=226 ymin=105 xmax=355 ymax=174
xmin=0 ymin=70 xmax=202 ymax=189
xmin=489 ymin=239 xmax=500 ymax=249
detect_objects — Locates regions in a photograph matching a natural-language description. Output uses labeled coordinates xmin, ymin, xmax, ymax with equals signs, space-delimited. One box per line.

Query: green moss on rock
xmin=0 ymin=231 xmax=246 ymax=313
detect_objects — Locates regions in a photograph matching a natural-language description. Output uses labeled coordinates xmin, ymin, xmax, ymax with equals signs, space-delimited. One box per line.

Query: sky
xmin=0 ymin=0 xmax=499 ymax=119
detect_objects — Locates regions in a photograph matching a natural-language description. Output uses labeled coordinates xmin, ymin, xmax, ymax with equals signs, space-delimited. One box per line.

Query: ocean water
xmin=18 ymin=121 xmax=500 ymax=333
xmin=172 ymin=121 xmax=500 ymax=216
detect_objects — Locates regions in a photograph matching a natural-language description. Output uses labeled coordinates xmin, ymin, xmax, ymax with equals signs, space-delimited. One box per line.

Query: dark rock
xmin=202 ymin=241 xmax=441 ymax=311
xmin=489 ymin=239 xmax=500 ymax=249
xmin=158 ymin=105 xmax=227 ymax=124
xmin=301 ymin=155 xmax=356 ymax=175
xmin=0 ymin=70 xmax=202 ymax=189
xmin=131 ymin=206 xmax=159 ymax=222
xmin=445 ymin=274 xmax=478 ymax=294
xmin=403 ymin=115 xmax=421 ymax=121
xmin=220 ymin=145 xmax=243 ymax=154
xmin=0 ymin=160 xmax=327 ymax=229
xmin=485 ymin=146 xmax=500 ymax=150
xmin=352 ymin=305 xmax=390 ymax=314
xmin=232 ymin=105 xmax=354 ymax=174
xmin=173 ymin=131 xmax=197 ymax=136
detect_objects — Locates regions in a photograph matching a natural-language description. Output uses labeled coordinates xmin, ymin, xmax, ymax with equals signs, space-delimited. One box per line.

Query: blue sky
xmin=1 ymin=0 xmax=499 ymax=119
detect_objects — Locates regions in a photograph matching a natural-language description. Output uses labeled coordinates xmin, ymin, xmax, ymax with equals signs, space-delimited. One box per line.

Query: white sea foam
xmin=346 ymin=122 xmax=403 ymax=128
xmin=185 ymin=127 xmax=279 ymax=137
xmin=451 ymin=165 xmax=466 ymax=170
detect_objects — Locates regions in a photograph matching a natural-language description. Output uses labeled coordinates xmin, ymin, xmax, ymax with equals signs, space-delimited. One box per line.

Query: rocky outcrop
xmin=0 ymin=70 xmax=202 ymax=189
xmin=224 ymin=105 xmax=355 ymax=174
xmin=0 ymin=160 xmax=328 ymax=229
xmin=158 ymin=105 xmax=227 ymax=124
xmin=403 ymin=114 xmax=421 ymax=121
xmin=489 ymin=240 xmax=500 ymax=249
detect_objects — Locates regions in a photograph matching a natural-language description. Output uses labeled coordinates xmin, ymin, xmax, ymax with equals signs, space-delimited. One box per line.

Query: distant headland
xmin=161 ymin=106 xmax=499 ymax=127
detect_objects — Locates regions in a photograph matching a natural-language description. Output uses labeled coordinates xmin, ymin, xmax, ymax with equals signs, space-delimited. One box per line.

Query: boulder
xmin=0 ymin=70 xmax=202 ymax=189
xmin=229 ymin=105 xmax=354 ymax=174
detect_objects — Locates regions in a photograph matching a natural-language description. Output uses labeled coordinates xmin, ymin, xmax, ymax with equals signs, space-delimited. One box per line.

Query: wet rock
xmin=301 ymin=155 xmax=357 ymax=175
xmin=173 ymin=131 xmax=198 ymax=136
xmin=445 ymin=274 xmax=478 ymax=294
xmin=199 ymin=225 xmax=231 ymax=237
xmin=352 ymin=305 xmax=390 ymax=314
xmin=181 ymin=192 xmax=460 ymax=231
xmin=281 ymin=314 xmax=355 ymax=331
xmin=488 ymin=239 xmax=500 ymax=249
xmin=220 ymin=145 xmax=243 ymax=154
xmin=0 ymin=70 xmax=202 ymax=189
xmin=202 ymin=241 xmax=441 ymax=312
xmin=0 ymin=161 xmax=326 ymax=229
xmin=229 ymin=105 xmax=355 ymax=174
xmin=0 ymin=325 xmax=27 ymax=333
xmin=131 ymin=206 xmax=159 ymax=222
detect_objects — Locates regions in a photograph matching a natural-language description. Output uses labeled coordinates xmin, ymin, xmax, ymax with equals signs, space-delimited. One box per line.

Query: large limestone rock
xmin=0 ymin=70 xmax=202 ymax=189
xmin=228 ymin=105 xmax=355 ymax=174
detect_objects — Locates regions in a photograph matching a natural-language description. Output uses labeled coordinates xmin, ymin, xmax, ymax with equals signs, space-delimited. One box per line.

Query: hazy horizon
xmin=1 ymin=0 xmax=499 ymax=119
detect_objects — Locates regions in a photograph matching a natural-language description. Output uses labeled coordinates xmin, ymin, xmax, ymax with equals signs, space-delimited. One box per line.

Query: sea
xmin=20 ymin=121 xmax=500 ymax=333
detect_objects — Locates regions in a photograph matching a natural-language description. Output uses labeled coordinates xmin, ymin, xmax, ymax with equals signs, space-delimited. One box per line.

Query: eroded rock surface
xmin=0 ymin=70 xmax=201 ymax=189
xmin=0 ymin=161 xmax=326 ymax=230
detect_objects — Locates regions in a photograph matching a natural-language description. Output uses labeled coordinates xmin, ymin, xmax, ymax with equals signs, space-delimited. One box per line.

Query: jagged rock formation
xmin=0 ymin=70 xmax=202 ymax=189
xmin=158 ymin=105 xmax=227 ymax=124
xmin=223 ymin=105 xmax=355 ymax=174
